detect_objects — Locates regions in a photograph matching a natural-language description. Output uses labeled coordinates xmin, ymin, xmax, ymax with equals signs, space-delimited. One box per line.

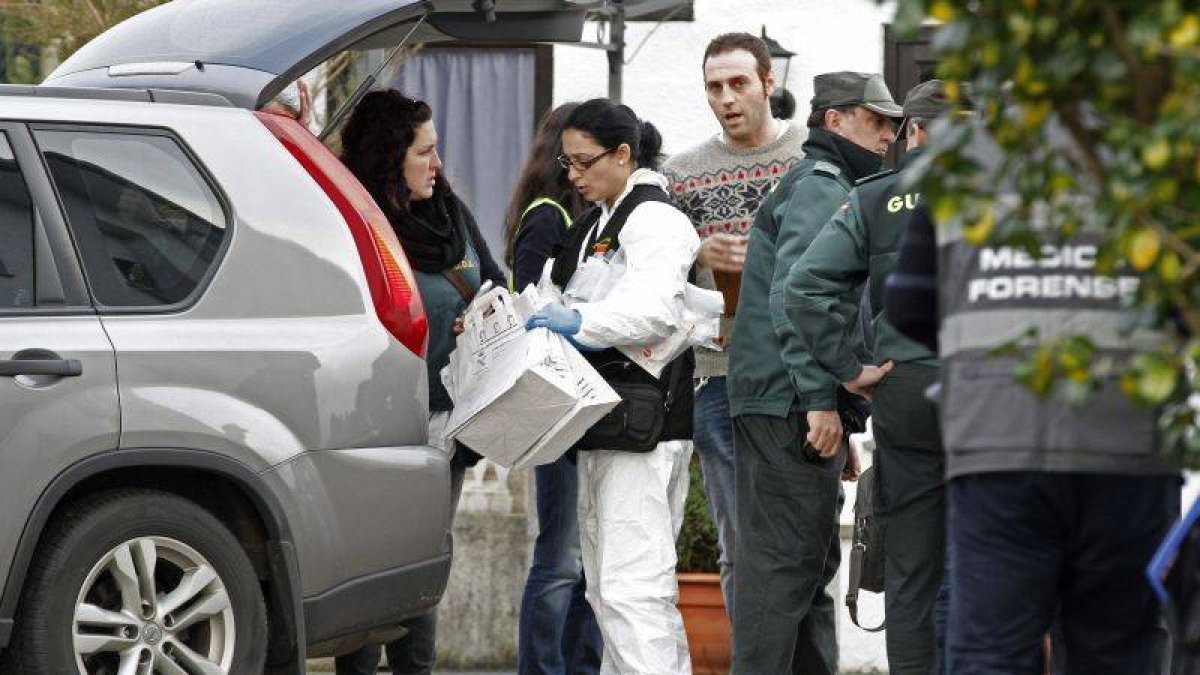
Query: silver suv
xmin=0 ymin=1 xmax=586 ymax=673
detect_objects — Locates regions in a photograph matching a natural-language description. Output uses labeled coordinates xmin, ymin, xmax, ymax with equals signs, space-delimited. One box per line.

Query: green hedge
xmin=675 ymin=458 xmax=720 ymax=573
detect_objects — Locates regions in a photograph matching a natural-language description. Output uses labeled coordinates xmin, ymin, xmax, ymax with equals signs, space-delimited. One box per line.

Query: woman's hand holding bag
xmin=525 ymin=303 xmax=582 ymax=335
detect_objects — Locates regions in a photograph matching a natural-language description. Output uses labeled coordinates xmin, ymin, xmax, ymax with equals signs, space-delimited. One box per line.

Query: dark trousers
xmin=334 ymin=619 xmax=436 ymax=675
xmin=336 ymin=463 xmax=467 ymax=675
xmin=517 ymin=450 xmax=603 ymax=675
xmin=935 ymin=549 xmax=951 ymax=675
xmin=872 ymin=362 xmax=946 ymax=675
xmin=948 ymin=471 xmax=1180 ymax=675
xmin=731 ymin=413 xmax=844 ymax=675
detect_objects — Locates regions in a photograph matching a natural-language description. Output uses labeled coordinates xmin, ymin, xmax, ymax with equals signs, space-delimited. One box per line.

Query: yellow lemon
xmin=965 ymin=204 xmax=995 ymax=245
xmin=1169 ymin=13 xmax=1200 ymax=50
xmin=1143 ymin=138 xmax=1171 ymax=170
xmin=1129 ymin=228 xmax=1161 ymax=271
xmin=930 ymin=0 xmax=957 ymax=22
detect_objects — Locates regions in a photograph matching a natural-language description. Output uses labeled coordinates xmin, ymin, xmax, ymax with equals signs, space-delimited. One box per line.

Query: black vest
xmin=551 ymin=184 xmax=694 ymax=445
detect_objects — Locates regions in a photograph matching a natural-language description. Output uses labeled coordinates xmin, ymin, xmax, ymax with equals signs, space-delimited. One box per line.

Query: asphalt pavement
xmin=306 ymin=662 xmax=514 ymax=675
xmin=303 ymin=659 xmax=884 ymax=674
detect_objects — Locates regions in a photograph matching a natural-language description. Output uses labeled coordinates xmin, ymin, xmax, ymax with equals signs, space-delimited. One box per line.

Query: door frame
xmin=0 ymin=121 xmax=90 ymax=312
xmin=882 ymin=23 xmax=939 ymax=167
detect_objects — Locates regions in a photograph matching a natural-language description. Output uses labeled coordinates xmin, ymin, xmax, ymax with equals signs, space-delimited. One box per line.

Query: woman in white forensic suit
xmin=526 ymin=98 xmax=699 ymax=675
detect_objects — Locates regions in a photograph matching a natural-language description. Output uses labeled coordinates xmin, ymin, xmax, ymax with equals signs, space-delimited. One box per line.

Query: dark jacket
xmin=511 ymin=201 xmax=570 ymax=293
xmin=784 ymin=150 xmax=937 ymax=385
xmin=727 ymin=129 xmax=868 ymax=417
xmin=884 ymin=204 xmax=939 ymax=353
xmin=410 ymin=192 xmax=505 ymax=413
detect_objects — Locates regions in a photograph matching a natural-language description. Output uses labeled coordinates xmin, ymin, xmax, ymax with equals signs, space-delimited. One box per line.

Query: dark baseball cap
xmin=811 ymin=71 xmax=903 ymax=118
xmin=903 ymin=79 xmax=952 ymax=119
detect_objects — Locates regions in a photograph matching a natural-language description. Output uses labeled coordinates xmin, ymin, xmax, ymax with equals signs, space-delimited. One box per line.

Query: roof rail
xmin=0 ymin=84 xmax=233 ymax=107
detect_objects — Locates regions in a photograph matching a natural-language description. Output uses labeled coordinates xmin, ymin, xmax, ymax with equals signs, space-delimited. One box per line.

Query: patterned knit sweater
xmin=662 ymin=123 xmax=807 ymax=377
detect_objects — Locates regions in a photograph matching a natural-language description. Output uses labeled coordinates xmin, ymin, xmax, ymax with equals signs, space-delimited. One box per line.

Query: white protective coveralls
xmin=554 ymin=168 xmax=699 ymax=674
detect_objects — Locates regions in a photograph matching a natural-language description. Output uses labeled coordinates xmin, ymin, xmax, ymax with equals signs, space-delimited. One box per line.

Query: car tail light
xmin=256 ymin=112 xmax=429 ymax=358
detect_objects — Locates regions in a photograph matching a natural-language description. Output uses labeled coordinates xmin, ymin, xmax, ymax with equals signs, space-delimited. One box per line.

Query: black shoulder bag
xmin=846 ymin=464 xmax=886 ymax=632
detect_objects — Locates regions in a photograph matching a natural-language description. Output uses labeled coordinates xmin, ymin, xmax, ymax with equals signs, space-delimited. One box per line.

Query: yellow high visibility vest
xmin=508 ymin=197 xmax=572 ymax=292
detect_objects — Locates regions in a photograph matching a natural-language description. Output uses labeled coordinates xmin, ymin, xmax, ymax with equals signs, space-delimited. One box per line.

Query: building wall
xmin=553 ymin=0 xmax=898 ymax=156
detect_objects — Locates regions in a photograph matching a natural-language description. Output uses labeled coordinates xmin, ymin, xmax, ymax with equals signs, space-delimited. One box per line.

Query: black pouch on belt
xmin=575 ymin=351 xmax=688 ymax=453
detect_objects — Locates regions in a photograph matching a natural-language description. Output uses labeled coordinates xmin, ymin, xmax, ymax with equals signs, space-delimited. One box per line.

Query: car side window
xmin=0 ymin=132 xmax=36 ymax=309
xmin=35 ymin=129 xmax=228 ymax=308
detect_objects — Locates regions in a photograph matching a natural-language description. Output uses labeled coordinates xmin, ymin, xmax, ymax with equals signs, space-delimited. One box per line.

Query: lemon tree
xmin=891 ymin=0 xmax=1200 ymax=466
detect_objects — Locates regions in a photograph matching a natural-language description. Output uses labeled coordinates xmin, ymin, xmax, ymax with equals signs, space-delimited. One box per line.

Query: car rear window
xmin=36 ymin=129 xmax=227 ymax=308
xmin=0 ymin=133 xmax=35 ymax=309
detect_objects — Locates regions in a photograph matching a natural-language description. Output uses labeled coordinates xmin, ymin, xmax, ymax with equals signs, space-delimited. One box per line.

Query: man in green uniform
xmin=783 ymin=80 xmax=952 ymax=675
xmin=726 ymin=71 xmax=901 ymax=674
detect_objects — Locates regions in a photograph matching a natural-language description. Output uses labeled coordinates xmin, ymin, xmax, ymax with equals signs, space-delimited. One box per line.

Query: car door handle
xmin=0 ymin=359 xmax=83 ymax=377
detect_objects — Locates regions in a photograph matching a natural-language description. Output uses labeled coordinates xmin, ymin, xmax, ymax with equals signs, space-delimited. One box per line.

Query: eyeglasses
xmin=556 ymin=148 xmax=614 ymax=172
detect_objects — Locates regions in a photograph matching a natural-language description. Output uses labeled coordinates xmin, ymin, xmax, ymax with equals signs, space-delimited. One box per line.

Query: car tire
xmin=2 ymin=489 xmax=267 ymax=675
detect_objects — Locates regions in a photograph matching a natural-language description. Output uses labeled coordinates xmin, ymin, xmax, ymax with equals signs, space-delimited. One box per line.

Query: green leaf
xmin=1158 ymin=252 xmax=1183 ymax=283
xmin=933 ymin=195 xmax=959 ymax=228
xmin=1017 ymin=346 xmax=1056 ymax=396
xmin=1057 ymin=336 xmax=1096 ymax=373
xmin=1092 ymin=50 xmax=1128 ymax=81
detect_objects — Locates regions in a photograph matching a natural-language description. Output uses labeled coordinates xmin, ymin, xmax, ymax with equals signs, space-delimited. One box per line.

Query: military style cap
xmin=903 ymin=79 xmax=952 ymax=119
xmin=811 ymin=71 xmax=903 ymax=118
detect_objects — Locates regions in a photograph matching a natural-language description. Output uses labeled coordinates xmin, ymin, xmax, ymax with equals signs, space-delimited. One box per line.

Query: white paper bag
xmin=445 ymin=287 xmax=579 ymax=467
xmin=513 ymin=342 xmax=621 ymax=469
xmin=534 ymin=258 xmax=564 ymax=305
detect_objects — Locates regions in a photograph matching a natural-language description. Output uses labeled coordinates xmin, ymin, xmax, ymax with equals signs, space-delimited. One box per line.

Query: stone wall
xmin=436 ymin=462 xmax=536 ymax=669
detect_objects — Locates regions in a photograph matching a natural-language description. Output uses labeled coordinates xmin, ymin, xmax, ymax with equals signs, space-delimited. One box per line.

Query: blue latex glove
xmin=525 ymin=302 xmax=582 ymax=336
xmin=566 ymin=334 xmax=604 ymax=353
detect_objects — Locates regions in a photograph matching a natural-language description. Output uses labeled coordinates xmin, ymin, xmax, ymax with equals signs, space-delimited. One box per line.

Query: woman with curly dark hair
xmin=335 ymin=88 xmax=504 ymax=675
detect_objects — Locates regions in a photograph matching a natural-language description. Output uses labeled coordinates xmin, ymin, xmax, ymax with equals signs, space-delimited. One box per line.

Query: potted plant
xmin=676 ymin=457 xmax=731 ymax=674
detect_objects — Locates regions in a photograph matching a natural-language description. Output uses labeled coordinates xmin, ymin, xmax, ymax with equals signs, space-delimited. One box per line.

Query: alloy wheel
xmin=71 ymin=536 xmax=236 ymax=675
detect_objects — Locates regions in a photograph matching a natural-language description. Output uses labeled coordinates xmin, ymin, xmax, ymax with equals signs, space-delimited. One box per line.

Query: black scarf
xmin=806 ymin=128 xmax=885 ymax=183
xmin=390 ymin=188 xmax=468 ymax=274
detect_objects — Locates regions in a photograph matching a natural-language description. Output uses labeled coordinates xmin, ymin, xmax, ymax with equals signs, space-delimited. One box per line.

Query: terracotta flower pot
xmin=677 ymin=572 xmax=731 ymax=675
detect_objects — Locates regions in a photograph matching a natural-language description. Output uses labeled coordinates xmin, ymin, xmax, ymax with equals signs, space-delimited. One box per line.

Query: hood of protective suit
xmin=599 ymin=168 xmax=670 ymax=217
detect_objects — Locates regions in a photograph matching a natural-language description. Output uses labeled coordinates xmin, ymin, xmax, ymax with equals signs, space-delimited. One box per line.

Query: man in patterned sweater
xmin=661 ymin=32 xmax=805 ymax=617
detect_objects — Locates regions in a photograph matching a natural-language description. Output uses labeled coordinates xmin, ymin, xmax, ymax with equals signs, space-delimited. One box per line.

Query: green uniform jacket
xmin=784 ymin=151 xmax=938 ymax=385
xmin=727 ymin=130 xmax=862 ymax=417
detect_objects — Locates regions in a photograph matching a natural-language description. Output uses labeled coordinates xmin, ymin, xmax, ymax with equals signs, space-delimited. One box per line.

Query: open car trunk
xmin=42 ymin=0 xmax=592 ymax=111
